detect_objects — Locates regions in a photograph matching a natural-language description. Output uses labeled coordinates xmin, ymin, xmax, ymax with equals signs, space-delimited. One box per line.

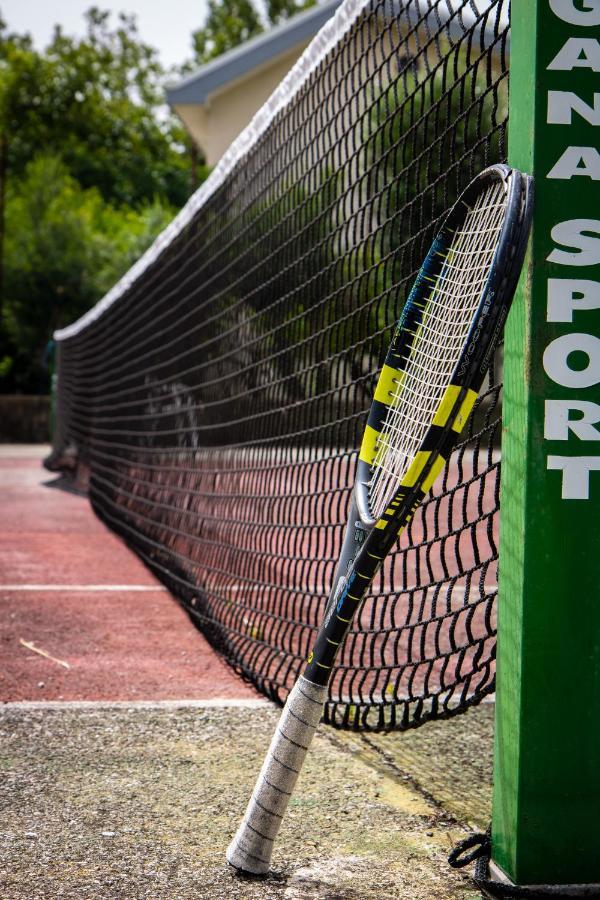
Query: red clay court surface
xmin=0 ymin=445 xmax=258 ymax=703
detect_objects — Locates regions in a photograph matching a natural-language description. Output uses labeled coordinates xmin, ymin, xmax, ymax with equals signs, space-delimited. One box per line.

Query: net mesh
xmin=49 ymin=0 xmax=510 ymax=731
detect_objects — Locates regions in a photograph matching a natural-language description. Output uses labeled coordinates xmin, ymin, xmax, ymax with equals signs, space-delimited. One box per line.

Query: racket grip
xmin=226 ymin=675 xmax=328 ymax=874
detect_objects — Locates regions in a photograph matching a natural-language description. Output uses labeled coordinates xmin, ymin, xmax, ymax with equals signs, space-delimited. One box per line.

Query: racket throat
xmin=304 ymin=514 xmax=380 ymax=687
xmin=322 ymin=494 xmax=369 ymax=627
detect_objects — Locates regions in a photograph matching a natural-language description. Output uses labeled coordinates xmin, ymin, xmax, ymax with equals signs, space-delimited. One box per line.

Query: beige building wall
xmin=173 ymin=43 xmax=310 ymax=166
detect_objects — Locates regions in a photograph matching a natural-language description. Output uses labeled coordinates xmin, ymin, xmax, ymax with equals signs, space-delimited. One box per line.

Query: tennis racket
xmin=226 ymin=163 xmax=533 ymax=875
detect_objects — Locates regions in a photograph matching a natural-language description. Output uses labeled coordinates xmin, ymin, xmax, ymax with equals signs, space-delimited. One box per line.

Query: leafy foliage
xmin=265 ymin=0 xmax=316 ymax=26
xmin=192 ymin=0 xmax=264 ymax=64
xmin=0 ymin=9 xmax=193 ymax=208
xmin=0 ymin=0 xmax=320 ymax=393
xmin=0 ymin=10 xmax=198 ymax=393
xmin=2 ymin=155 xmax=173 ymax=392
xmin=192 ymin=0 xmax=316 ymax=64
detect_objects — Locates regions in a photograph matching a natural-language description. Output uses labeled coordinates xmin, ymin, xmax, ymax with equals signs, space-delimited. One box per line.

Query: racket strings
xmin=368 ymin=180 xmax=508 ymax=519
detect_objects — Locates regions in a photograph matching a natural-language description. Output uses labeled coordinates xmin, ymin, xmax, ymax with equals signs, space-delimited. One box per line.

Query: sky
xmin=0 ymin=0 xmax=209 ymax=69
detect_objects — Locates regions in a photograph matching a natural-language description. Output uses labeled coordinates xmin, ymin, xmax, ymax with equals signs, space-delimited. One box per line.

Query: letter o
xmin=543 ymin=333 xmax=600 ymax=387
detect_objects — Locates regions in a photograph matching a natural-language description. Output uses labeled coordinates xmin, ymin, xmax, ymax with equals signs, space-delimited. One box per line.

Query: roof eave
xmin=166 ymin=0 xmax=343 ymax=106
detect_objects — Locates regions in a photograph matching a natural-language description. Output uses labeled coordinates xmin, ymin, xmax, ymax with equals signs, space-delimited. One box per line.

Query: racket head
xmin=355 ymin=164 xmax=533 ymax=530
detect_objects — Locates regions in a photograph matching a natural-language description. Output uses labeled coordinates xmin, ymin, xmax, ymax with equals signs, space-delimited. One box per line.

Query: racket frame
xmin=305 ymin=163 xmax=533 ymax=686
xmin=226 ymin=163 xmax=533 ymax=874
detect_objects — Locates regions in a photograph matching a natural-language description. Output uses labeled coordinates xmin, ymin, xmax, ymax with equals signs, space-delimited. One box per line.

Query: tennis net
xmin=47 ymin=0 xmax=510 ymax=730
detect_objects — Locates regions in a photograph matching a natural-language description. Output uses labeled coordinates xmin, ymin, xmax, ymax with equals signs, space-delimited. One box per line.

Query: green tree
xmin=0 ymin=9 xmax=193 ymax=210
xmin=0 ymin=10 xmax=206 ymax=393
xmin=265 ymin=0 xmax=316 ymax=26
xmin=192 ymin=0 xmax=316 ymax=65
xmin=192 ymin=0 xmax=263 ymax=64
xmin=0 ymin=29 xmax=42 ymax=315
xmin=1 ymin=154 xmax=173 ymax=392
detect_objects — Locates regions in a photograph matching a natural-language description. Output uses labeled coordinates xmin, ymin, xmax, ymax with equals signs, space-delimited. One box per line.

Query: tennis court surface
xmin=1 ymin=445 xmax=490 ymax=898
xmin=0 ymin=445 xmax=259 ymax=702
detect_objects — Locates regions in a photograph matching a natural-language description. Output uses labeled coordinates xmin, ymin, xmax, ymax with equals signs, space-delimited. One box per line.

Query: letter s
xmin=548 ymin=219 xmax=600 ymax=266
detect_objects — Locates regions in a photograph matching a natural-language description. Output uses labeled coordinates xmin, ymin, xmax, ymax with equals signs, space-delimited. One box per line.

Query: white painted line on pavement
xmin=1 ymin=698 xmax=271 ymax=711
xmin=0 ymin=584 xmax=168 ymax=592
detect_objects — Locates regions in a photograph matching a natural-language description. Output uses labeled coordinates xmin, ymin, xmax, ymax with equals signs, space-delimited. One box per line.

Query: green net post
xmin=493 ymin=0 xmax=600 ymax=887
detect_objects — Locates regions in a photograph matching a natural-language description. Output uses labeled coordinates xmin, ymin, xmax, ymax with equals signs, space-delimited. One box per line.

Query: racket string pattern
xmin=368 ymin=182 xmax=508 ymax=521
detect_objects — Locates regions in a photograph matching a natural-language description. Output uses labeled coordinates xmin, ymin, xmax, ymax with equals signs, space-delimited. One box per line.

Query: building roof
xmin=167 ymin=0 xmax=344 ymax=106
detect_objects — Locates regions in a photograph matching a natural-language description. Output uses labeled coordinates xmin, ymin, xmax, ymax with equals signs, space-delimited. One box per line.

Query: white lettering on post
xmin=547 ymin=455 xmax=600 ymax=499
xmin=543 ymin=333 xmax=600 ymax=388
xmin=547 ymin=146 xmax=600 ymax=180
xmin=549 ymin=0 xmax=600 ymax=27
xmin=545 ymin=399 xmax=600 ymax=440
xmin=539 ymin=2 xmax=600 ymax=502
xmin=547 ymin=279 xmax=600 ymax=322
xmin=547 ymin=219 xmax=600 ymax=266
xmin=547 ymin=91 xmax=600 ymax=125
xmin=547 ymin=38 xmax=600 ymax=72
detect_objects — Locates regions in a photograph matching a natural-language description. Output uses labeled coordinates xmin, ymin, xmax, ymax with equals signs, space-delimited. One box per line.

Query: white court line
xmin=0 ymin=697 xmax=494 ymax=712
xmin=1 ymin=698 xmax=272 ymax=711
xmin=0 ymin=584 xmax=168 ymax=592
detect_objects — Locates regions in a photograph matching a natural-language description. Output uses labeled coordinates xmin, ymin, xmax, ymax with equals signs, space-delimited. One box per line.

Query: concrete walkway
xmin=1 ymin=700 xmax=491 ymax=898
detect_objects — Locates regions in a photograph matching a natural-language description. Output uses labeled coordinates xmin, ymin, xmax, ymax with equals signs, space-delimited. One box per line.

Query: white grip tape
xmin=226 ymin=675 xmax=328 ymax=874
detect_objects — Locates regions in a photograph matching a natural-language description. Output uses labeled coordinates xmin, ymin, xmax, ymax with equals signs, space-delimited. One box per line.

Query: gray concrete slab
xmin=0 ymin=702 xmax=490 ymax=899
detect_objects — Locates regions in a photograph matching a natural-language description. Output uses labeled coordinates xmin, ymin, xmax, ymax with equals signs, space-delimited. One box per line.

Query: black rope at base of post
xmin=449 ymin=829 xmax=600 ymax=899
